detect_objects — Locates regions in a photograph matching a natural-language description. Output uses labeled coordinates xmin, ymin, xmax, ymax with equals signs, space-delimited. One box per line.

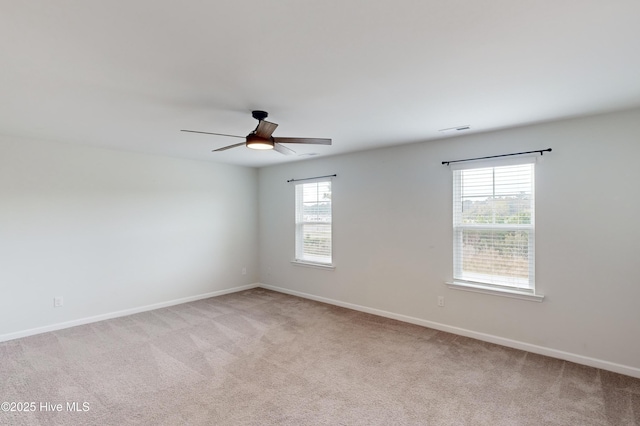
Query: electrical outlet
xmin=54 ymin=296 xmax=64 ymax=307
xmin=437 ymin=296 xmax=445 ymax=307
xmin=242 ymin=267 xmax=247 ymax=275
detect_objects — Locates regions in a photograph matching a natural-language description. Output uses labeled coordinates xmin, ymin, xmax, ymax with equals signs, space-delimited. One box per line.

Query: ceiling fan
xmin=181 ymin=110 xmax=332 ymax=155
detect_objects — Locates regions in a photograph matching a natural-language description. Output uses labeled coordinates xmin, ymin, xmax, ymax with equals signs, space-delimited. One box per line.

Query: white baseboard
xmin=0 ymin=283 xmax=260 ymax=343
xmin=259 ymin=283 xmax=640 ymax=379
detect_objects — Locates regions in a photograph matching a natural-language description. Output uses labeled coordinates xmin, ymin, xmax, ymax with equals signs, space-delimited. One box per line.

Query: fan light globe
xmin=246 ymin=134 xmax=274 ymax=150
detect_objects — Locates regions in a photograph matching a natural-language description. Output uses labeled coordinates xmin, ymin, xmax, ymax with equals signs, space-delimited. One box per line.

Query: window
xmin=452 ymin=157 xmax=535 ymax=293
xmin=295 ymin=180 xmax=332 ymax=265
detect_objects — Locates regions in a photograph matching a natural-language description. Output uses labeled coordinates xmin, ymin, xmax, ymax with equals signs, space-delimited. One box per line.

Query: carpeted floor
xmin=1 ymin=288 xmax=638 ymax=425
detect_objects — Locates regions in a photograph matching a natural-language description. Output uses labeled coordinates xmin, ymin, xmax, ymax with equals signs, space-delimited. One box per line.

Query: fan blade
xmin=273 ymin=137 xmax=331 ymax=145
xmin=273 ymin=143 xmax=296 ymax=156
xmin=181 ymin=130 xmax=245 ymax=139
xmin=213 ymin=142 xmax=246 ymax=152
xmin=255 ymin=121 xmax=278 ymax=139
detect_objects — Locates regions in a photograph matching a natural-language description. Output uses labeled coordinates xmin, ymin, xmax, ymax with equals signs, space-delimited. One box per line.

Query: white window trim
xmin=291 ymin=260 xmax=335 ymax=270
xmin=449 ymin=155 xmax=544 ymax=301
xmin=449 ymin=154 xmax=538 ymax=171
xmin=446 ymin=281 xmax=544 ymax=302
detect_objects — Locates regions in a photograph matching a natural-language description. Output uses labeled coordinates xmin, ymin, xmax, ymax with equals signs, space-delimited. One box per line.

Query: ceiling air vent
xmin=439 ymin=125 xmax=471 ymax=135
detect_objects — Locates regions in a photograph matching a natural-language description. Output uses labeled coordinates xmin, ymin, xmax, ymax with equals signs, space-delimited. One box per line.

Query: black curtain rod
xmin=442 ymin=148 xmax=552 ymax=166
xmin=287 ymin=174 xmax=337 ymax=183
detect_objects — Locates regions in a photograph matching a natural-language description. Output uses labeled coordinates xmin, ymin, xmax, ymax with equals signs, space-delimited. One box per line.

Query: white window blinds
xmin=295 ymin=180 xmax=332 ymax=264
xmin=453 ymin=158 xmax=535 ymax=290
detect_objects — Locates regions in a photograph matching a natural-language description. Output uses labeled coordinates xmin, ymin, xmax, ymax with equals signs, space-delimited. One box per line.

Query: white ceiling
xmin=2 ymin=1 xmax=640 ymax=168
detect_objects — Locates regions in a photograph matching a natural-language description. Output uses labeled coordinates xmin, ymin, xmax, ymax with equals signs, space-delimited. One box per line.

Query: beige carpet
xmin=1 ymin=288 xmax=638 ymax=425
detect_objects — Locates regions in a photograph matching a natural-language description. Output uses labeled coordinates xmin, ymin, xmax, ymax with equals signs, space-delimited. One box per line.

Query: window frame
xmin=293 ymin=179 xmax=333 ymax=268
xmin=448 ymin=156 xmax=543 ymax=301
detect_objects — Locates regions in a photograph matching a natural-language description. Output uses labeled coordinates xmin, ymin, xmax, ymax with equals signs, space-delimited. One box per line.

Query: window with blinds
xmin=295 ymin=180 xmax=332 ymax=265
xmin=453 ymin=158 xmax=535 ymax=291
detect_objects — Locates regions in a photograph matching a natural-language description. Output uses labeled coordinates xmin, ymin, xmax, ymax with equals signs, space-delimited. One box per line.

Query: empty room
xmin=1 ymin=1 xmax=639 ymax=425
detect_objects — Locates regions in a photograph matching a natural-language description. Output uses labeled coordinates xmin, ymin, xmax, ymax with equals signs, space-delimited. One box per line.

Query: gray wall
xmin=2 ymin=107 xmax=639 ymax=376
xmin=258 ymin=108 xmax=640 ymax=374
xmin=0 ymin=135 xmax=259 ymax=337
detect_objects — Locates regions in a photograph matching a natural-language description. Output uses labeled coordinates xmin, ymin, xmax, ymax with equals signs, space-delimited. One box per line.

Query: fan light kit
xmin=246 ymin=133 xmax=274 ymax=150
xmin=181 ymin=110 xmax=331 ymax=155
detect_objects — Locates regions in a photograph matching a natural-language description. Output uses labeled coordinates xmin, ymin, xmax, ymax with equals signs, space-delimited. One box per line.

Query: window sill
xmin=446 ymin=281 xmax=544 ymax=302
xmin=291 ymin=260 xmax=335 ymax=270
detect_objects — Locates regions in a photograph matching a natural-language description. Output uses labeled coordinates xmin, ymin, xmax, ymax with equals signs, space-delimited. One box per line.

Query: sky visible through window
xmin=462 ymin=165 xmax=533 ymax=198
